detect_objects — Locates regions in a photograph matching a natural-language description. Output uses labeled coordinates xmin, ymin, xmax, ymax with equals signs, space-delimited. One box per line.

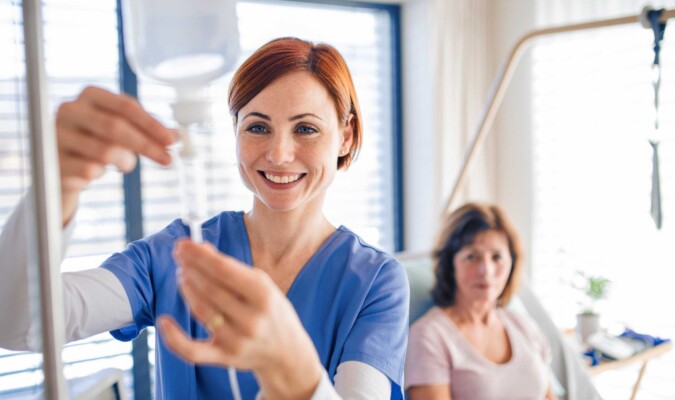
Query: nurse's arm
xmin=0 ymin=193 xmax=133 ymax=351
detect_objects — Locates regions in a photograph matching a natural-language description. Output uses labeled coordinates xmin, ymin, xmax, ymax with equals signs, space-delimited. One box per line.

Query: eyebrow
xmin=290 ymin=113 xmax=323 ymax=122
xmin=242 ymin=112 xmax=270 ymax=121
xmin=241 ymin=112 xmax=323 ymax=122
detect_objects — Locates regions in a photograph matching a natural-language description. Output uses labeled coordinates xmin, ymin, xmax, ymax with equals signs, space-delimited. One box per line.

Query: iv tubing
xmin=176 ymin=126 xmax=241 ymax=399
xmin=229 ymin=366 xmax=242 ymax=400
xmin=177 ymin=126 xmax=206 ymax=243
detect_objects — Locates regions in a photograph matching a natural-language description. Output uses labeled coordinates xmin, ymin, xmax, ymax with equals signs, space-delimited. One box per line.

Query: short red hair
xmin=228 ymin=37 xmax=362 ymax=169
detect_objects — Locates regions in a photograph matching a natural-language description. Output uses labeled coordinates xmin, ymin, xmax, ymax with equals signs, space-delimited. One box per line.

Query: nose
xmin=476 ymin=259 xmax=489 ymax=276
xmin=265 ymin=133 xmax=295 ymax=165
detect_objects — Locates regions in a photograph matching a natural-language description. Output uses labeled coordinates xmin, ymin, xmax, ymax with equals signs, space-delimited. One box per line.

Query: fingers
xmin=58 ymin=88 xmax=173 ymax=167
xmin=178 ymin=260 xmax=261 ymax=339
xmin=59 ymin=123 xmax=137 ymax=173
xmin=174 ymin=240 xmax=272 ymax=307
xmin=78 ymin=86 xmax=175 ymax=147
xmin=59 ymin=156 xmax=106 ymax=193
xmin=157 ymin=315 xmax=233 ymax=366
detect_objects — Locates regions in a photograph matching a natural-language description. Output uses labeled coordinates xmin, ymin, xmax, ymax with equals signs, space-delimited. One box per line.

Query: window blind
xmin=530 ymin=19 xmax=675 ymax=399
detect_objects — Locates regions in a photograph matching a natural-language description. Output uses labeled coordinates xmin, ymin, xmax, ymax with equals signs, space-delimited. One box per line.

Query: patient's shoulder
xmin=499 ymin=308 xmax=552 ymax=362
xmin=409 ymin=306 xmax=463 ymax=349
xmin=500 ymin=307 xmax=531 ymax=323
xmin=500 ymin=308 xmax=540 ymax=335
xmin=411 ymin=307 xmax=449 ymax=332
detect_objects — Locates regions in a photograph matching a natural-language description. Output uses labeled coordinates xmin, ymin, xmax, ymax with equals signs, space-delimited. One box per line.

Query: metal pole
xmin=22 ymin=0 xmax=68 ymax=398
xmin=444 ymin=9 xmax=675 ymax=214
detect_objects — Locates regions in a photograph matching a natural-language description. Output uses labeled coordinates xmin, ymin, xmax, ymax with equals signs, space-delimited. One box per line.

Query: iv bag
xmin=121 ymin=0 xmax=240 ymax=101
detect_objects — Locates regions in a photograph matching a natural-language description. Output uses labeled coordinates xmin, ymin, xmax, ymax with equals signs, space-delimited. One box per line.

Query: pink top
xmin=405 ymin=307 xmax=552 ymax=400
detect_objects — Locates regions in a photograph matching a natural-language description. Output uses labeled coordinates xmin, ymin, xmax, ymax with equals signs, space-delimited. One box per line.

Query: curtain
xmin=429 ymin=0 xmax=497 ymax=211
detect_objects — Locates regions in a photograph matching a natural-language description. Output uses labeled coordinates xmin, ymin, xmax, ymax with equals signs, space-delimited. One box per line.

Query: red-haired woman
xmin=0 ymin=38 xmax=408 ymax=399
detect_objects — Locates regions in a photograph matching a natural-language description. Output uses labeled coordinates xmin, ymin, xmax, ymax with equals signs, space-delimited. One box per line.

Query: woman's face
xmin=235 ymin=71 xmax=353 ymax=213
xmin=452 ymin=229 xmax=513 ymax=307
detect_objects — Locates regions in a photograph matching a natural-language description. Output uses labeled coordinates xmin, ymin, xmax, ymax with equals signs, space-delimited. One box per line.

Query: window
xmin=530 ymin=20 xmax=675 ymax=399
xmin=0 ymin=0 xmax=401 ymax=398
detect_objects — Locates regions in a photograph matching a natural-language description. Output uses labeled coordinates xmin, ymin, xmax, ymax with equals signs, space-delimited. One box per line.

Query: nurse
xmin=0 ymin=37 xmax=409 ymax=399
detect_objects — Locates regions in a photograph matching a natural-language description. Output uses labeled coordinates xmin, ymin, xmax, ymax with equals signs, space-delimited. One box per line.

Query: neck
xmin=244 ymin=196 xmax=334 ymax=267
xmin=446 ymin=299 xmax=499 ymax=326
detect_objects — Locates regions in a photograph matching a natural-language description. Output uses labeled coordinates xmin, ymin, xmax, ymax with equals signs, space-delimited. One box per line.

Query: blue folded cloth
xmin=620 ymin=328 xmax=671 ymax=347
xmin=583 ymin=349 xmax=601 ymax=366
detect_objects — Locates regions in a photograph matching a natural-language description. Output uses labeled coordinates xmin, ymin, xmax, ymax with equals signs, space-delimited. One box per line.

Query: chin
xmin=257 ymin=197 xmax=300 ymax=212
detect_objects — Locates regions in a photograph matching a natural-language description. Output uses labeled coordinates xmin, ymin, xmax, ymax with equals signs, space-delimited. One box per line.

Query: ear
xmin=340 ymin=113 xmax=355 ymax=155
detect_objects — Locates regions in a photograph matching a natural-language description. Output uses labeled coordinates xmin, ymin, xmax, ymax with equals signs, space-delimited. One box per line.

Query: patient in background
xmin=405 ymin=203 xmax=557 ymax=400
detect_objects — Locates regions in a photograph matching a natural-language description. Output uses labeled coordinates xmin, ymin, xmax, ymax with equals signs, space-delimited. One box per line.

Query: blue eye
xmin=296 ymin=124 xmax=318 ymax=135
xmin=246 ymin=124 xmax=269 ymax=134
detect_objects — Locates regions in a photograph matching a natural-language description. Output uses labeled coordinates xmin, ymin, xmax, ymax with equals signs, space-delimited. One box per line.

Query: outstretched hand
xmin=158 ymin=239 xmax=323 ymax=400
xmin=56 ymin=86 xmax=175 ymax=225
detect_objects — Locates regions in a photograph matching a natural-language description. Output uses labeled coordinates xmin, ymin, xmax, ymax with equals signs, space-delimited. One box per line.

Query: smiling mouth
xmin=260 ymin=171 xmax=305 ymax=184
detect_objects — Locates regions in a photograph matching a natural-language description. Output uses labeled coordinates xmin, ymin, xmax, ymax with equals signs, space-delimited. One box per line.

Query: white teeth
xmin=264 ymin=172 xmax=301 ymax=184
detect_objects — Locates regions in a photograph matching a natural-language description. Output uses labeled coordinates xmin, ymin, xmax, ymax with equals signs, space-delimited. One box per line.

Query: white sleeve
xmin=0 ymin=194 xmax=35 ymax=350
xmin=60 ymin=269 xmax=134 ymax=343
xmin=333 ymin=361 xmax=392 ymax=399
xmin=256 ymin=361 xmax=391 ymax=400
xmin=0 ymin=194 xmax=133 ymax=351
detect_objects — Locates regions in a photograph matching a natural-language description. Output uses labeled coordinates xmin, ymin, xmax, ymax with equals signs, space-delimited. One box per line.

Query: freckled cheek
xmin=234 ymin=140 xmax=258 ymax=187
xmin=302 ymin=146 xmax=338 ymax=174
xmin=236 ymin=139 xmax=258 ymax=165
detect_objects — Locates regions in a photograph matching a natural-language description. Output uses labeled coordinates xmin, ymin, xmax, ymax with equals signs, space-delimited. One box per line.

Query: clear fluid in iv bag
xmin=122 ymin=0 xmax=240 ymax=90
xmin=153 ymin=54 xmax=227 ymax=84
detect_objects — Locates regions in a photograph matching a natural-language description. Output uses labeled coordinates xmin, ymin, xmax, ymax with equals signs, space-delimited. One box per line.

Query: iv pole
xmin=22 ymin=0 xmax=68 ymax=398
xmin=444 ymin=7 xmax=675 ymax=214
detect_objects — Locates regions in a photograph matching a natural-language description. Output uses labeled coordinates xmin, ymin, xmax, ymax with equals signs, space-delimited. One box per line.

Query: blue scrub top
xmin=101 ymin=211 xmax=409 ymax=399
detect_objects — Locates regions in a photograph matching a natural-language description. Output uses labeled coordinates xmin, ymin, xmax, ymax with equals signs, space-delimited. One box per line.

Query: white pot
xmin=576 ymin=313 xmax=600 ymax=344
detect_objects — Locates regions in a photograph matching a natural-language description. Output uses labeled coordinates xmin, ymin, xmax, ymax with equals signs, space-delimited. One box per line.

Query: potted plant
xmin=574 ymin=271 xmax=611 ymax=343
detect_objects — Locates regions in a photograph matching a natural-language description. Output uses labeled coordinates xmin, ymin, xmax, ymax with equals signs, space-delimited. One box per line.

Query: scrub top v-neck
xmin=101 ymin=211 xmax=409 ymax=399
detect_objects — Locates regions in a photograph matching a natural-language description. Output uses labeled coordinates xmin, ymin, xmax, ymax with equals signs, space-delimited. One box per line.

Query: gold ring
xmin=206 ymin=313 xmax=225 ymax=333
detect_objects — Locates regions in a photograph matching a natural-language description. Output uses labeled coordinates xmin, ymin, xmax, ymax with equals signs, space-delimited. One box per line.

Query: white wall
xmin=399 ymin=0 xmax=538 ymax=254
xmin=492 ymin=1 xmax=537 ymax=274
xmin=401 ymin=0 xmax=435 ymax=252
